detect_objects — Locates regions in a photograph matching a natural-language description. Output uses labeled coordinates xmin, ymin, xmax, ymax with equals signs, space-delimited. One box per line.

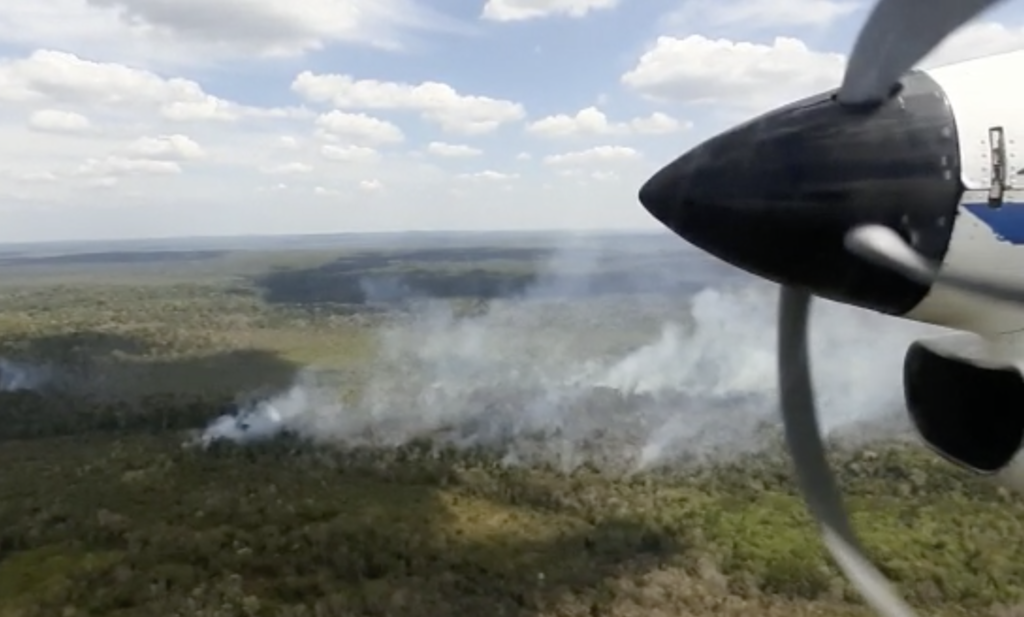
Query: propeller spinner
xmin=638 ymin=1 xmax=1017 ymax=616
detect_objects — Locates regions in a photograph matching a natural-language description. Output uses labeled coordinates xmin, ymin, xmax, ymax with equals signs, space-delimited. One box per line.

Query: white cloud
xmin=313 ymin=182 xmax=388 ymax=196
xmin=314 ymin=110 xmax=404 ymax=146
xmin=528 ymin=107 xmax=616 ymax=137
xmin=1 ymin=169 xmax=58 ymax=183
xmin=75 ymin=156 xmax=181 ymax=178
xmin=0 ymin=50 xmax=301 ymax=121
xmin=28 ymin=109 xmax=92 ymax=133
xmin=257 ymin=182 xmax=289 ymax=192
xmin=88 ymin=176 xmax=119 ymax=189
xmin=0 ymin=0 xmax=467 ymax=68
xmin=292 ymin=71 xmax=525 ymax=134
xmin=124 ymin=134 xmax=205 ymax=160
xmin=621 ymin=35 xmax=844 ymax=112
xmin=459 ymin=170 xmax=519 ymax=181
xmin=631 ymin=112 xmax=688 ymax=134
xmin=426 ymin=142 xmax=482 ymax=157
xmin=559 ymin=168 xmax=619 ymax=182
xmin=544 ymin=145 xmax=639 ymax=166
xmin=320 ymin=144 xmax=380 ymax=163
xmin=526 ymin=106 xmax=685 ymax=137
xmin=313 ymin=185 xmax=340 ymax=196
xmin=482 ymin=0 xmax=618 ymax=21
xmin=262 ymin=162 xmax=313 ymax=174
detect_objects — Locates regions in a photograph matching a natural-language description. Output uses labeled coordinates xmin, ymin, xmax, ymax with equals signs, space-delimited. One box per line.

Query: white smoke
xmin=0 ymin=357 xmax=50 ymax=392
xmin=194 ymin=241 xmax=943 ymax=470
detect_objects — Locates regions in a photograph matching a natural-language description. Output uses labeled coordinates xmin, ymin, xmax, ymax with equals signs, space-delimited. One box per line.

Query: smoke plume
xmin=195 ymin=237 xmax=942 ymax=471
xmin=0 ymin=357 xmax=51 ymax=392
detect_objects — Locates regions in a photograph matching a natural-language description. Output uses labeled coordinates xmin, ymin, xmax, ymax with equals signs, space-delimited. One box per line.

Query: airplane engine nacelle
xmin=904 ymin=332 xmax=1024 ymax=491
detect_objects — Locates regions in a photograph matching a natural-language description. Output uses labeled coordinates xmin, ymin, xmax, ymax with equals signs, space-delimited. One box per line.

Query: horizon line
xmin=0 ymin=226 xmax=671 ymax=248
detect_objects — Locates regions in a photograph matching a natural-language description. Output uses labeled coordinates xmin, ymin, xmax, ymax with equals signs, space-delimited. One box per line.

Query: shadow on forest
xmin=252 ymin=246 xmax=725 ymax=307
xmin=0 ymin=433 xmax=691 ymax=616
xmin=253 ymin=247 xmax=546 ymax=306
xmin=0 ymin=330 xmax=300 ymax=442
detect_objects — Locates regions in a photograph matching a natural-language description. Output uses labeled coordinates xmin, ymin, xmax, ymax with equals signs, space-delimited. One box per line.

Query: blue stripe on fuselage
xmin=962 ymin=202 xmax=1024 ymax=244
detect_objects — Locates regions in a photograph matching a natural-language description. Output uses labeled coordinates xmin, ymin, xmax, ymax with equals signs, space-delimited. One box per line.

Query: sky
xmin=2 ymin=0 xmax=1024 ymax=242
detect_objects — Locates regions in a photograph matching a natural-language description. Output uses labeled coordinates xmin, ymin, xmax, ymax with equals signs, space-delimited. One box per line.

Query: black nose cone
xmin=639 ymin=149 xmax=700 ymax=227
xmin=640 ymin=70 xmax=963 ymax=316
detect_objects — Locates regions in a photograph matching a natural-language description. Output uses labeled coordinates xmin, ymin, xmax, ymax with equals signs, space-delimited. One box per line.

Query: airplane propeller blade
xmin=845 ymin=224 xmax=1024 ymax=304
xmin=837 ymin=0 xmax=1008 ymax=106
xmin=777 ymin=286 xmax=918 ymax=617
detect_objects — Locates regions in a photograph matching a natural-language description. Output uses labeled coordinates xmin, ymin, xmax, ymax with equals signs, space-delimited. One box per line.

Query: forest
xmin=0 ymin=233 xmax=1021 ymax=617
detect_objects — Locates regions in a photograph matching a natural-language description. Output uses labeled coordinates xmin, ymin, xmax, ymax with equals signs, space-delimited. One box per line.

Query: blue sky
xmin=0 ymin=0 xmax=1023 ymax=242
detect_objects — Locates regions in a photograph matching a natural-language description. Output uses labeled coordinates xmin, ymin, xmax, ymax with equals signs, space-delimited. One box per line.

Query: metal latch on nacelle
xmin=988 ymin=126 xmax=1007 ymax=208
